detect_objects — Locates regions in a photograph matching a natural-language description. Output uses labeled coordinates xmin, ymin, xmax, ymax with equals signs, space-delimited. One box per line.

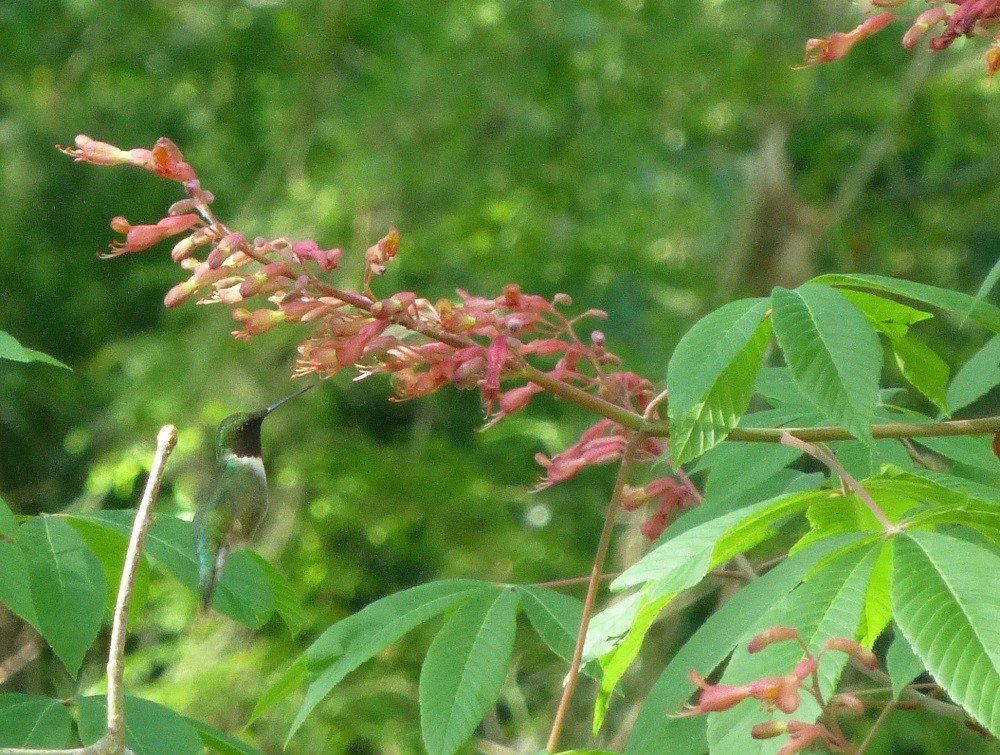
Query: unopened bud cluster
xmin=804 ymin=1 xmax=1000 ymax=76
xmin=679 ymin=629 xmax=878 ymax=753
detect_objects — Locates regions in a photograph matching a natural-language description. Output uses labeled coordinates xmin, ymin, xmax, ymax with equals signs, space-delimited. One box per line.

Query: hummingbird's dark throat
xmin=231 ymin=417 xmax=265 ymax=458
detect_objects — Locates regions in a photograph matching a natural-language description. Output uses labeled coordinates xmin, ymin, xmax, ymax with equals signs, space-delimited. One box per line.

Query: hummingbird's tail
xmin=194 ymin=510 xmax=229 ymax=611
xmin=198 ymin=542 xmax=229 ymax=611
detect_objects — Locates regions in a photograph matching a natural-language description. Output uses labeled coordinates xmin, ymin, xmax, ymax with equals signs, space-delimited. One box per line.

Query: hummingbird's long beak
xmin=263 ymin=383 xmax=314 ymax=416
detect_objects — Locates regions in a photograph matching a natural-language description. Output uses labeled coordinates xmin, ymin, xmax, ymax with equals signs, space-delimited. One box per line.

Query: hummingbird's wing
xmin=193 ymin=458 xmax=269 ymax=608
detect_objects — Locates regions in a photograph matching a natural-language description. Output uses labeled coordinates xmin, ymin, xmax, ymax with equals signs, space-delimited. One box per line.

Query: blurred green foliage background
xmin=1 ymin=0 xmax=997 ymax=752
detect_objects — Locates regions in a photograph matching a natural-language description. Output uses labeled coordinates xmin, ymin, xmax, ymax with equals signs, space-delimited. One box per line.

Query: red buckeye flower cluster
xmin=60 ymin=135 xmax=690 ymax=500
xmin=679 ymin=628 xmax=878 ymax=754
xmin=804 ymin=1 xmax=1000 ymax=76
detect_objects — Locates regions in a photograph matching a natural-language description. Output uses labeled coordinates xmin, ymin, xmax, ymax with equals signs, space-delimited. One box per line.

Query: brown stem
xmin=545 ymin=435 xmax=644 ymax=753
xmin=780 ymin=433 xmax=898 ymax=533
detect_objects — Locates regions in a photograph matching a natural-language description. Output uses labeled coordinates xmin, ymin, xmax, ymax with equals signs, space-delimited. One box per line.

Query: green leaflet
xmin=0 ymin=330 xmax=69 ymax=369
xmin=185 ymin=717 xmax=263 ymax=755
xmin=707 ymin=543 xmax=879 ymax=754
xmin=17 ymin=515 xmax=105 ymax=677
xmin=0 ymin=496 xmax=18 ymax=538
xmin=246 ymin=550 xmax=307 ymax=635
xmin=419 ymin=588 xmax=519 ymax=755
xmin=282 ymin=580 xmax=489 ymax=744
xmin=0 ymin=539 xmax=38 ymax=629
xmin=882 ymin=327 xmax=950 ymax=414
xmin=886 ymin=627 xmax=925 ymax=700
xmin=624 ymin=535 xmax=862 ymax=755
xmin=891 ymin=532 xmax=1000 ymax=736
xmin=77 ymin=696 xmax=203 ymax=755
xmin=837 ymin=288 xmax=934 ymax=328
xmin=947 ymin=335 xmax=1000 ymax=413
xmin=771 ymin=284 xmax=882 ymax=444
xmin=613 ymin=490 xmax=829 ymax=593
xmin=667 ymin=298 xmax=771 ymax=464
xmin=812 ymin=273 xmax=1000 ymax=334
xmin=0 ymin=694 xmax=73 ymax=749
xmin=65 ymin=516 xmax=150 ymax=620
xmin=516 ymin=585 xmax=584 ymax=664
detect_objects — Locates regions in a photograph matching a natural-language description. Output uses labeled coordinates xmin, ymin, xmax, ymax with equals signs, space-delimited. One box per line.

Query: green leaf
xmin=624 ymin=536 xmax=862 ymax=755
xmin=947 ymin=336 xmax=1000 ymax=413
xmin=70 ymin=512 xmax=274 ymax=628
xmin=0 ymin=496 xmax=18 ymax=538
xmin=419 ymin=587 xmax=519 ymax=755
xmin=0 ymin=330 xmax=70 ymax=369
xmin=185 ymin=717 xmax=263 ymax=755
xmin=707 ymin=543 xmax=879 ymax=754
xmin=812 ymin=273 xmax=1000 ymax=334
xmin=245 ymin=551 xmax=306 ymax=635
xmin=65 ymin=516 xmax=150 ymax=619
xmin=771 ymin=284 xmax=882 ymax=443
xmin=754 ymin=368 xmax=816 ymax=411
xmin=702 ymin=443 xmax=802 ymax=503
xmin=891 ymin=531 xmax=1000 ymax=736
xmin=593 ymin=593 xmax=671 ymax=734
xmin=667 ymin=298 xmax=771 ymax=464
xmin=858 ymin=542 xmax=892 ymax=648
xmin=0 ymin=539 xmax=38 ymax=628
xmin=249 ymin=657 xmax=306 ymax=725
xmin=884 ymin=329 xmax=950 ymax=414
xmin=613 ymin=490 xmax=828 ymax=593
xmin=886 ymin=628 xmax=924 ymax=700
xmin=972 ymin=256 xmax=1000 ymax=314
xmin=837 ymin=289 xmax=934 ymax=328
xmin=17 ymin=515 xmax=105 ymax=676
xmin=0 ymin=694 xmax=73 ymax=748
xmin=77 ymin=695 xmax=203 ymax=755
xmin=213 ymin=549 xmax=274 ymax=629
xmin=284 ymin=580 xmax=489 ymax=743
xmin=516 ymin=585 xmax=583 ymax=663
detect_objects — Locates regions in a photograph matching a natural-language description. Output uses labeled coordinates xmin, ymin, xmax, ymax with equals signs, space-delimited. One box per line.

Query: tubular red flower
xmin=748 ymin=626 xmax=802 ymax=654
xmin=150 ymin=137 xmax=196 ymax=182
xmin=803 ymin=12 xmax=893 ymax=65
xmin=820 ymin=637 xmax=878 ymax=669
xmin=102 ymin=214 xmax=201 ymax=258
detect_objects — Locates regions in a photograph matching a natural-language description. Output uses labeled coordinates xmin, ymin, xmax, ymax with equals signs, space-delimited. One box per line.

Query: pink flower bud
xmin=777 ymin=723 xmax=824 ymax=755
xmin=164 ymin=280 xmax=199 ymax=308
xmin=498 ymin=384 xmax=541 ymax=415
xmin=748 ymin=627 xmax=802 ymax=654
xmin=337 ymin=319 xmax=390 ymax=367
xmin=902 ymin=6 xmax=947 ymax=48
xmin=792 ymin=657 xmax=818 ymax=681
xmin=830 ymin=693 xmax=865 ymax=716
xmin=171 ymin=228 xmax=213 ymax=262
xmin=481 ymin=335 xmax=510 ymax=401
xmin=821 ymin=638 xmax=878 ymax=669
xmin=233 ymin=308 xmax=286 ymax=337
xmin=58 ymin=135 xmax=154 ymax=168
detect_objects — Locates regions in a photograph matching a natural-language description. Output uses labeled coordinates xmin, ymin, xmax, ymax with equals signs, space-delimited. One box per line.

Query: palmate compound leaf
xmin=582 ymin=490 xmax=831 ymax=729
xmin=516 ymin=585 xmax=584 ymax=664
xmin=707 ymin=543 xmax=881 ymax=754
xmin=0 ymin=694 xmax=73 ymax=748
xmin=891 ymin=531 xmax=1000 ymax=736
xmin=667 ymin=297 xmax=772 ymax=465
xmin=278 ymin=579 xmax=490 ymax=744
xmin=17 ymin=515 xmax=105 ymax=677
xmin=624 ymin=535 xmax=864 ymax=755
xmin=771 ymin=284 xmax=882 ymax=444
xmin=812 ymin=273 xmax=1000 ymax=334
xmin=419 ymin=587 xmax=519 ymax=755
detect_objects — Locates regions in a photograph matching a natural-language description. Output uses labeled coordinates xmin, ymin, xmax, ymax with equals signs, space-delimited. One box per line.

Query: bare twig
xmin=857 ymin=699 xmax=895 ymax=755
xmin=0 ymin=425 xmax=177 ymax=755
xmin=545 ymin=434 xmax=644 ymax=753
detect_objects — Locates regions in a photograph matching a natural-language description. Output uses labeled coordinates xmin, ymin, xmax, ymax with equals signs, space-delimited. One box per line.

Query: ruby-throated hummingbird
xmin=193 ymin=384 xmax=312 ymax=608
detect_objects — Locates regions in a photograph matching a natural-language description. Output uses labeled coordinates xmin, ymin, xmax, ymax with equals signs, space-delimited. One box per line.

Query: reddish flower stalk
xmin=61 ymin=135 xmax=676 ymax=491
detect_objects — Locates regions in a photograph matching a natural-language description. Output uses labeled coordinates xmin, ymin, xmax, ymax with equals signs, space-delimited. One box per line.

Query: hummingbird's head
xmin=215 ymin=384 xmax=313 ymax=459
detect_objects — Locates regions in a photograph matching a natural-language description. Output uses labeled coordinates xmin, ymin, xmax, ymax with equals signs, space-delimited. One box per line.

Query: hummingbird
xmin=193 ymin=384 xmax=312 ymax=609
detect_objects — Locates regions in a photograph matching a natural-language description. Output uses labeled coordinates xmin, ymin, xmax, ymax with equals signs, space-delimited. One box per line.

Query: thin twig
xmin=0 ymin=425 xmax=177 ymax=755
xmin=857 ymin=699 xmax=895 ymax=755
xmin=780 ymin=432 xmax=898 ymax=533
xmin=545 ymin=434 xmax=644 ymax=753
xmin=105 ymin=425 xmax=177 ymax=749
xmin=531 ymin=573 xmax=621 ymax=590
